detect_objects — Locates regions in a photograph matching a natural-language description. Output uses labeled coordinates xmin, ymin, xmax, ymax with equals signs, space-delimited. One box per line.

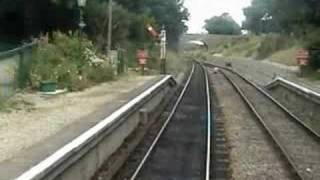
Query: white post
xmin=77 ymin=0 xmax=87 ymax=35
xmin=160 ymin=26 xmax=167 ymax=74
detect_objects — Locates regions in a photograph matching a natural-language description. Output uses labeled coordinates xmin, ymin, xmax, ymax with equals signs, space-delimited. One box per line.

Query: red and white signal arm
xmin=296 ymin=49 xmax=310 ymax=66
xmin=146 ymin=24 xmax=159 ymax=38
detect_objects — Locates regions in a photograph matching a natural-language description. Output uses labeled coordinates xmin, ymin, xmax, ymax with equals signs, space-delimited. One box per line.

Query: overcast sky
xmin=184 ymin=0 xmax=252 ymax=33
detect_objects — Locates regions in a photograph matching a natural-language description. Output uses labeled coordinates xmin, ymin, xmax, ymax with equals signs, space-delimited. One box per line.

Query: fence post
xmin=17 ymin=44 xmax=34 ymax=89
xmin=17 ymin=50 xmax=25 ymax=89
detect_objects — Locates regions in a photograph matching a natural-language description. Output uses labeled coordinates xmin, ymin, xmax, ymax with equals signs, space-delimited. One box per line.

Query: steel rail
xmin=218 ymin=68 xmax=304 ymax=180
xmin=199 ymin=62 xmax=212 ymax=180
xmin=204 ymin=65 xmax=212 ymax=180
xmin=130 ymin=64 xmax=196 ymax=180
xmin=130 ymin=63 xmax=212 ymax=180
xmin=204 ymin=62 xmax=320 ymax=140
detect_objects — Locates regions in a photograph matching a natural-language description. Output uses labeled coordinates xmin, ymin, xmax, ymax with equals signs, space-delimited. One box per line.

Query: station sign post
xmin=136 ymin=49 xmax=149 ymax=75
xmin=296 ymin=49 xmax=310 ymax=77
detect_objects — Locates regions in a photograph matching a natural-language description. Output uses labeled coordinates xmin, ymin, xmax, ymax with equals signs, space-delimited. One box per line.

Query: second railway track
xmin=206 ymin=63 xmax=320 ymax=180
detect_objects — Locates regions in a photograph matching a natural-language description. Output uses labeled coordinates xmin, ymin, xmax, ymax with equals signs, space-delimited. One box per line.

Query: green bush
xmin=30 ymin=43 xmax=63 ymax=86
xmin=30 ymin=32 xmax=114 ymax=91
xmin=305 ymin=31 xmax=320 ymax=70
xmin=87 ymin=62 xmax=115 ymax=83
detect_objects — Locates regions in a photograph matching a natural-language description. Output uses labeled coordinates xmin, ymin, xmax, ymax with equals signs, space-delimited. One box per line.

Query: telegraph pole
xmin=107 ymin=0 xmax=113 ymax=55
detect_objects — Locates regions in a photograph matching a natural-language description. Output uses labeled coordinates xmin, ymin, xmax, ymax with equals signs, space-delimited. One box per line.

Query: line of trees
xmin=0 ymin=0 xmax=189 ymax=48
xmin=242 ymin=0 xmax=320 ymax=36
xmin=204 ymin=0 xmax=320 ymax=38
xmin=242 ymin=0 xmax=320 ymax=69
xmin=204 ymin=13 xmax=241 ymax=35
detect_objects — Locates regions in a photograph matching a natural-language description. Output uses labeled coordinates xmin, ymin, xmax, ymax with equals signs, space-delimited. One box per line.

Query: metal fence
xmin=0 ymin=42 xmax=36 ymax=100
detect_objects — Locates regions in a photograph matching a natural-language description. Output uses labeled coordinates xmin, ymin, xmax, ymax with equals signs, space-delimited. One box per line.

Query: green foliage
xmin=242 ymin=0 xmax=279 ymax=34
xmin=221 ymin=36 xmax=261 ymax=57
xmin=167 ymin=51 xmax=189 ymax=76
xmin=256 ymin=34 xmax=292 ymax=59
xmin=30 ymin=32 xmax=114 ymax=91
xmin=242 ymin=0 xmax=320 ymax=70
xmin=0 ymin=0 xmax=79 ymax=40
xmin=270 ymin=47 xmax=300 ymax=66
xmin=204 ymin=13 xmax=241 ymax=35
xmin=145 ymin=0 xmax=189 ymax=48
xmin=86 ymin=63 xmax=114 ymax=83
xmin=128 ymin=14 xmax=155 ymax=43
xmin=30 ymin=43 xmax=63 ymax=83
xmin=115 ymin=0 xmax=189 ymax=45
xmin=242 ymin=0 xmax=320 ymax=35
xmin=305 ymin=30 xmax=320 ymax=69
xmin=220 ymin=34 xmax=296 ymax=60
xmin=85 ymin=1 xmax=132 ymax=50
xmin=0 ymin=0 xmax=189 ymax=50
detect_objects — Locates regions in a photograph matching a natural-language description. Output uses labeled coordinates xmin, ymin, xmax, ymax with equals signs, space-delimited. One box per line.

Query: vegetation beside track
xmin=199 ymin=34 xmax=300 ymax=66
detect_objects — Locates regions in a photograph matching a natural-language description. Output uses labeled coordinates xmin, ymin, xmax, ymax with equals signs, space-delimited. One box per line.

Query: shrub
xmin=87 ymin=62 xmax=115 ymax=83
xmin=305 ymin=30 xmax=320 ymax=70
xmin=30 ymin=43 xmax=63 ymax=87
xmin=30 ymin=32 xmax=114 ymax=91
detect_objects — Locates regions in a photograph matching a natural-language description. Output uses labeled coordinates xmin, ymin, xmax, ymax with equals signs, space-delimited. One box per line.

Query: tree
xmin=0 ymin=0 xmax=189 ymax=49
xmin=204 ymin=13 xmax=241 ymax=35
xmin=242 ymin=0 xmax=280 ymax=34
xmin=85 ymin=1 xmax=131 ymax=50
xmin=242 ymin=0 xmax=320 ymax=35
xmin=0 ymin=0 xmax=78 ymax=40
xmin=114 ymin=0 xmax=189 ymax=48
xmin=145 ymin=0 xmax=189 ymax=48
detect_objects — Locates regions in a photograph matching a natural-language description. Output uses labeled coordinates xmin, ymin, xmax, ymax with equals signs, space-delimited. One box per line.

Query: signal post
xmin=160 ymin=27 xmax=167 ymax=74
xmin=146 ymin=24 xmax=167 ymax=75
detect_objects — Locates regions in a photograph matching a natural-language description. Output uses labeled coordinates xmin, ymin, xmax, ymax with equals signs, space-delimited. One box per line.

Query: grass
xmin=315 ymin=73 xmax=320 ymax=80
xmin=222 ymin=36 xmax=261 ymax=57
xmin=203 ymin=34 xmax=302 ymax=67
xmin=167 ymin=51 xmax=191 ymax=77
xmin=182 ymin=34 xmax=242 ymax=51
xmin=0 ymin=97 xmax=34 ymax=112
xmin=270 ymin=47 xmax=300 ymax=66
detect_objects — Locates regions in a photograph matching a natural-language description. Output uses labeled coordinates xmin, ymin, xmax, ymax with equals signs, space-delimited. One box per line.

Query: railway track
xmin=120 ymin=63 xmax=212 ymax=180
xmin=205 ymin=63 xmax=320 ymax=180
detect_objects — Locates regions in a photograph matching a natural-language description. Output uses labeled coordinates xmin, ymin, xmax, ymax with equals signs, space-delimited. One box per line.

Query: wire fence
xmin=0 ymin=42 xmax=36 ymax=100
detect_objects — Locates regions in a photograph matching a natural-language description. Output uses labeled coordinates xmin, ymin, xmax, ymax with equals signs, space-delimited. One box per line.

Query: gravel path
xmin=207 ymin=57 xmax=320 ymax=93
xmin=209 ymin=70 xmax=292 ymax=180
xmin=0 ymin=75 xmax=155 ymax=162
xmin=223 ymin=69 xmax=320 ymax=179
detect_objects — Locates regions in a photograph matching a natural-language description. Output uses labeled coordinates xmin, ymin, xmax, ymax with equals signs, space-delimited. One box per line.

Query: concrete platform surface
xmin=0 ymin=75 xmax=163 ymax=180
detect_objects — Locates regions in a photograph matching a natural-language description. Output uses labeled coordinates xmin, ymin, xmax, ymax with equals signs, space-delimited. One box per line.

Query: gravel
xmin=208 ymin=70 xmax=292 ymax=180
xmin=207 ymin=57 xmax=320 ymax=93
xmin=0 ymin=75 xmax=155 ymax=162
xmin=223 ymin=69 xmax=320 ymax=179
